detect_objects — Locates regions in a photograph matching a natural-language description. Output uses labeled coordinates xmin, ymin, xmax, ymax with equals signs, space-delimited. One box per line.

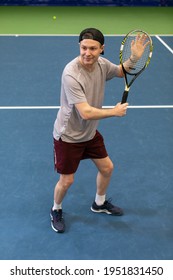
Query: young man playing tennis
xmin=51 ymin=28 xmax=147 ymax=233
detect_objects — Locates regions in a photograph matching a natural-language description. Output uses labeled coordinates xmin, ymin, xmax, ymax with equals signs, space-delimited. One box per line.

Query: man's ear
xmin=100 ymin=44 xmax=105 ymax=55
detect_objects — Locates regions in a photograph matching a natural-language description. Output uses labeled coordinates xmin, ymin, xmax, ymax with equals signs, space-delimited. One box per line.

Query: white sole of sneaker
xmin=90 ymin=207 xmax=112 ymax=214
xmin=50 ymin=214 xmax=65 ymax=233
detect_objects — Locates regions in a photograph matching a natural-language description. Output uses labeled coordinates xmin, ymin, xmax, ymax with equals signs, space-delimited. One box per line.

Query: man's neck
xmin=78 ymin=56 xmax=96 ymax=72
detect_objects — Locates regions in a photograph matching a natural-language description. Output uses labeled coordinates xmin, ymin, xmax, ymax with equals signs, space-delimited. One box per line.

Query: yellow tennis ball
xmin=53 ymin=16 xmax=56 ymax=20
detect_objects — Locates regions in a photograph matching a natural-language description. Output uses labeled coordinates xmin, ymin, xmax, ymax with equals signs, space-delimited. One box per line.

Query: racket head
xmin=120 ymin=30 xmax=153 ymax=75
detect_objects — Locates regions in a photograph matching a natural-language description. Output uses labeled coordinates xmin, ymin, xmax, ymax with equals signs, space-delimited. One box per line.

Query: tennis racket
xmin=120 ymin=30 xmax=153 ymax=103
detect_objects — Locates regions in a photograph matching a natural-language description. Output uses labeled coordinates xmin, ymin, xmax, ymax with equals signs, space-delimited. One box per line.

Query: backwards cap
xmin=79 ymin=28 xmax=104 ymax=54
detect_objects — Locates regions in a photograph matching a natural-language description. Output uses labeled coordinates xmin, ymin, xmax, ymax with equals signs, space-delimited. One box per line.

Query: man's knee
xmin=101 ymin=161 xmax=114 ymax=177
xmin=59 ymin=174 xmax=74 ymax=190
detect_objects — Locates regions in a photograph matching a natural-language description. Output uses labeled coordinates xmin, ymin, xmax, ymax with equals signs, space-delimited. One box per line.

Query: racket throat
xmin=125 ymin=85 xmax=129 ymax=92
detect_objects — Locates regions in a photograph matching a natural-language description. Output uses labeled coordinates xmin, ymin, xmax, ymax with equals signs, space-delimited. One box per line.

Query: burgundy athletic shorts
xmin=54 ymin=130 xmax=108 ymax=174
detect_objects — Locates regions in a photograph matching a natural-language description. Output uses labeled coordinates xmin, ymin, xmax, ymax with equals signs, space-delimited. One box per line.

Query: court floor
xmin=0 ymin=35 xmax=172 ymax=260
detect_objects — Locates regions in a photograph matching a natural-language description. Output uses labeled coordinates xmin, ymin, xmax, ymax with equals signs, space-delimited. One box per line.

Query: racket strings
xmin=122 ymin=34 xmax=151 ymax=74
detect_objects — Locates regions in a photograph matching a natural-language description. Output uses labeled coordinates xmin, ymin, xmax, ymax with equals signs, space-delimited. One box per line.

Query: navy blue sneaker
xmin=91 ymin=199 xmax=123 ymax=216
xmin=50 ymin=208 xmax=65 ymax=233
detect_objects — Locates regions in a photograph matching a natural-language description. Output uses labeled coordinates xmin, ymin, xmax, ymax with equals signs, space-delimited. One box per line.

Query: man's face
xmin=79 ymin=39 xmax=104 ymax=68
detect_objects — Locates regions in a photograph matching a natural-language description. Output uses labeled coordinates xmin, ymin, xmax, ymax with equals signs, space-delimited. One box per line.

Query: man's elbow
xmin=79 ymin=111 xmax=91 ymax=120
xmin=76 ymin=104 xmax=93 ymax=120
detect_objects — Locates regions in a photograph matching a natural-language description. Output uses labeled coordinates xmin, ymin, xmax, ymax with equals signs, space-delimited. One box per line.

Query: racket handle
xmin=121 ymin=90 xmax=128 ymax=104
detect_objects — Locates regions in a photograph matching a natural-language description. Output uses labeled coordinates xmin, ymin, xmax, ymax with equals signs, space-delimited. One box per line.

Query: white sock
xmin=95 ymin=194 xmax=106 ymax=206
xmin=52 ymin=201 xmax=62 ymax=211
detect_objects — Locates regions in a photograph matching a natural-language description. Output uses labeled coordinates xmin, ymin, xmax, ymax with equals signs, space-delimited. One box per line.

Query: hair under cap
xmin=79 ymin=28 xmax=104 ymax=45
xmin=79 ymin=28 xmax=104 ymax=54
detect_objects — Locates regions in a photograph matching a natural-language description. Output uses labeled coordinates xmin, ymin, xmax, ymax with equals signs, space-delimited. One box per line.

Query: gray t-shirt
xmin=53 ymin=56 xmax=120 ymax=143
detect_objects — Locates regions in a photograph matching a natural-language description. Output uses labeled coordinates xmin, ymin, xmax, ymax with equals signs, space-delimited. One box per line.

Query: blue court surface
xmin=0 ymin=35 xmax=172 ymax=260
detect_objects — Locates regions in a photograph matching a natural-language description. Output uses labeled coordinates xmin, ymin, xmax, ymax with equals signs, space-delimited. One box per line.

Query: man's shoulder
xmin=62 ymin=57 xmax=82 ymax=84
xmin=64 ymin=57 xmax=79 ymax=72
xmin=98 ymin=56 xmax=111 ymax=65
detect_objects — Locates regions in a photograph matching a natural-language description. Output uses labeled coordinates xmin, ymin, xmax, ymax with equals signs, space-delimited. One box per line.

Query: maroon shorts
xmin=54 ymin=130 xmax=108 ymax=174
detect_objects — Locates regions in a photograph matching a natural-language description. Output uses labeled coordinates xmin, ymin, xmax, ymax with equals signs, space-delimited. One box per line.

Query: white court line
xmin=0 ymin=34 xmax=173 ymax=36
xmin=0 ymin=105 xmax=173 ymax=110
xmin=155 ymin=35 xmax=173 ymax=54
xmin=107 ymin=105 xmax=173 ymax=109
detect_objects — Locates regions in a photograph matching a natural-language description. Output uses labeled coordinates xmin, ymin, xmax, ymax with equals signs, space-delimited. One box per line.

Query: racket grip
xmin=121 ymin=90 xmax=128 ymax=104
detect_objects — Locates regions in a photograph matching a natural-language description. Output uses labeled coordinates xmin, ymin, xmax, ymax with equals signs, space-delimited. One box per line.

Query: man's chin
xmin=83 ymin=60 xmax=92 ymax=64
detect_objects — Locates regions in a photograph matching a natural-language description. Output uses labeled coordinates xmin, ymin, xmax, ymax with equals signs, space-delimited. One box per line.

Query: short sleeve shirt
xmin=53 ymin=56 xmax=120 ymax=143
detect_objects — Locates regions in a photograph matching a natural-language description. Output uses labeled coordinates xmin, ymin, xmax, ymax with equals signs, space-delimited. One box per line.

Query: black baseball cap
xmin=79 ymin=28 xmax=104 ymax=54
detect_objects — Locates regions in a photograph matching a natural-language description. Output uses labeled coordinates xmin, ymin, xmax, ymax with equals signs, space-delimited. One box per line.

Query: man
xmin=51 ymin=28 xmax=147 ymax=233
